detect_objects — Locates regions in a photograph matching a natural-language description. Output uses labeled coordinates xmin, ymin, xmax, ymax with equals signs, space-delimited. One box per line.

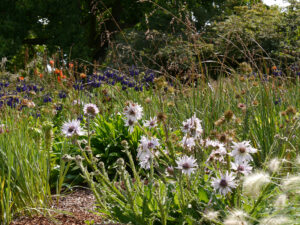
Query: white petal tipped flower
xmin=137 ymin=136 xmax=160 ymax=166
xmin=144 ymin=117 xmax=158 ymax=129
xmin=180 ymin=135 xmax=196 ymax=150
xmin=205 ymin=140 xmax=227 ymax=153
xmin=124 ymin=118 xmax=135 ymax=133
xmin=231 ymin=141 xmax=257 ymax=163
xmin=138 ymin=136 xmax=160 ymax=151
xmin=243 ymin=172 xmax=270 ymax=198
xmin=211 ymin=171 xmax=237 ymax=195
xmin=83 ymin=103 xmax=99 ymax=116
xmin=181 ymin=114 xmax=203 ymax=138
xmin=176 ymin=155 xmax=197 ymax=176
xmin=123 ymin=102 xmax=143 ymax=121
xmin=62 ymin=119 xmax=84 ymax=137
xmin=139 ymin=156 xmax=151 ymax=170
xmin=206 ymin=140 xmax=227 ymax=163
xmin=231 ymin=161 xmax=252 ymax=175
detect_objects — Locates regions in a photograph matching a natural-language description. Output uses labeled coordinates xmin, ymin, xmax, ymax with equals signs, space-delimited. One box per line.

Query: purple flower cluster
xmin=73 ymin=67 xmax=155 ymax=92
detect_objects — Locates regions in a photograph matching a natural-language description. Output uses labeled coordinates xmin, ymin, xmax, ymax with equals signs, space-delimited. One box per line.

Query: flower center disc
xmin=182 ymin=162 xmax=191 ymax=169
xmin=220 ymin=179 xmax=228 ymax=187
xmin=87 ymin=106 xmax=95 ymax=115
xmin=68 ymin=126 xmax=75 ymax=133
xmin=239 ymin=147 xmax=246 ymax=153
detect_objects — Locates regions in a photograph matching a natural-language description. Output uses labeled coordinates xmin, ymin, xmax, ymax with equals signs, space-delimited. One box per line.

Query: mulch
xmin=10 ymin=188 xmax=122 ymax=225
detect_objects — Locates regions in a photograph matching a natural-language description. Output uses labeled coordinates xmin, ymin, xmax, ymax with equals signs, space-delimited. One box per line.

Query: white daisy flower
xmin=139 ymin=156 xmax=151 ymax=170
xmin=138 ymin=136 xmax=160 ymax=151
xmin=180 ymin=135 xmax=196 ymax=150
xmin=231 ymin=161 xmax=252 ymax=175
xmin=62 ymin=119 xmax=84 ymax=137
xmin=206 ymin=141 xmax=227 ymax=163
xmin=144 ymin=116 xmax=158 ymax=129
xmin=83 ymin=103 xmax=99 ymax=116
xmin=207 ymin=149 xmax=227 ymax=163
xmin=211 ymin=171 xmax=237 ymax=195
xmin=176 ymin=155 xmax=197 ymax=176
xmin=181 ymin=114 xmax=203 ymax=138
xmin=206 ymin=140 xmax=226 ymax=151
xmin=123 ymin=102 xmax=143 ymax=121
xmin=137 ymin=136 xmax=160 ymax=161
xmin=124 ymin=118 xmax=135 ymax=133
xmin=231 ymin=141 xmax=257 ymax=163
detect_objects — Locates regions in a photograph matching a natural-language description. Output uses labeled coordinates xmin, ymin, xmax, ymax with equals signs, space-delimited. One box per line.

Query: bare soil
xmin=10 ymin=188 xmax=121 ymax=225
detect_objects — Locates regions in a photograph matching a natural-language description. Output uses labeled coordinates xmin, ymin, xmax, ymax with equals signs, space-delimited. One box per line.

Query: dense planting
xmin=0 ymin=58 xmax=299 ymax=224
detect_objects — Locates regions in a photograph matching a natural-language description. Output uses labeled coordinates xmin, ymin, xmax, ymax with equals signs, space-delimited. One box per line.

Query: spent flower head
xmin=83 ymin=103 xmax=99 ymax=117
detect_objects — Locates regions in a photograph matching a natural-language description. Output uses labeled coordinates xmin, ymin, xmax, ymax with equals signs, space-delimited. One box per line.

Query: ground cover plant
xmin=0 ymin=1 xmax=300 ymax=225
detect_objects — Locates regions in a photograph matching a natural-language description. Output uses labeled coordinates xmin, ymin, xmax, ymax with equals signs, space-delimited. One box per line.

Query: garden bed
xmin=10 ymin=189 xmax=119 ymax=225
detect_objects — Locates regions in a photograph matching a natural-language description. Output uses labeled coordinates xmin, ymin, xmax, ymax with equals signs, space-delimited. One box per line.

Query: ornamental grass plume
xmin=223 ymin=210 xmax=249 ymax=225
xmin=259 ymin=216 xmax=293 ymax=225
xmin=281 ymin=175 xmax=300 ymax=193
xmin=268 ymin=158 xmax=281 ymax=173
xmin=203 ymin=210 xmax=219 ymax=222
xmin=274 ymin=194 xmax=287 ymax=209
xmin=243 ymin=171 xmax=270 ymax=198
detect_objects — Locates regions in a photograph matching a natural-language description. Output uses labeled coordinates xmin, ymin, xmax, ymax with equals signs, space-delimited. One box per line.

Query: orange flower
xmin=55 ymin=68 xmax=60 ymax=74
xmin=50 ymin=60 xmax=54 ymax=67
xmin=39 ymin=73 xmax=43 ymax=78
xmin=57 ymin=76 xmax=61 ymax=82
xmin=69 ymin=62 xmax=74 ymax=68
xmin=19 ymin=76 xmax=24 ymax=81
xmin=272 ymin=65 xmax=277 ymax=71
xmin=61 ymin=75 xmax=67 ymax=79
xmin=80 ymin=73 xmax=87 ymax=79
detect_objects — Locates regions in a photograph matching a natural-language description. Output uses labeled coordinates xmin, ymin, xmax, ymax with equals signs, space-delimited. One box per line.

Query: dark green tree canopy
xmin=0 ymin=0 xmax=262 ymax=62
